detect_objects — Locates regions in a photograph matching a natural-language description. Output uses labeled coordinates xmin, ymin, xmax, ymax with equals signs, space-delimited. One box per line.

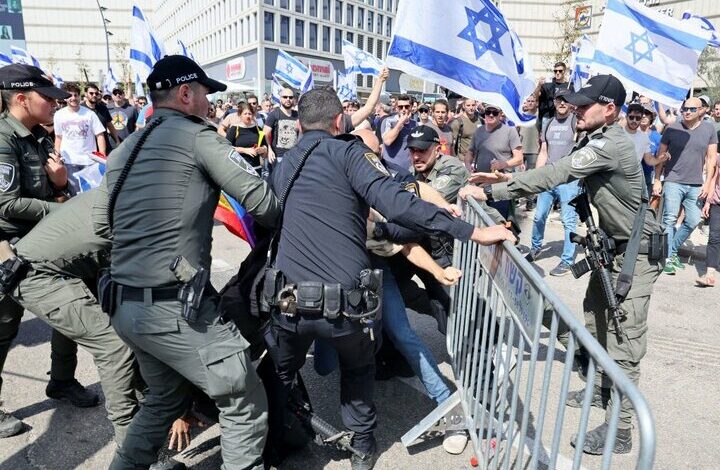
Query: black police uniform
xmin=268 ymin=130 xmax=474 ymax=455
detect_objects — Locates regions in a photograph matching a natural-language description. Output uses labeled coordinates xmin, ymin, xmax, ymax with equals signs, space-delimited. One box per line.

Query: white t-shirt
xmin=54 ymin=106 xmax=105 ymax=165
xmin=624 ymin=127 xmax=650 ymax=162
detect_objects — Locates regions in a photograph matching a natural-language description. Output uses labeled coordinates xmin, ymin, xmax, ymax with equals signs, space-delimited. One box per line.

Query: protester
xmin=428 ymin=99 xmax=454 ymax=156
xmin=416 ymin=103 xmax=431 ymax=125
xmin=381 ymin=93 xmax=418 ymax=170
xmin=450 ymin=98 xmax=482 ymax=158
xmin=518 ymin=95 xmax=540 ymax=210
xmin=533 ymin=61 xmax=571 ymax=129
xmin=82 ymin=82 xmax=119 ymax=149
xmin=107 ymin=88 xmax=138 ymax=144
xmin=698 ymin=153 xmax=720 ymax=287
xmin=263 ymin=86 xmax=299 ymax=166
xmin=225 ymin=102 xmax=267 ymax=169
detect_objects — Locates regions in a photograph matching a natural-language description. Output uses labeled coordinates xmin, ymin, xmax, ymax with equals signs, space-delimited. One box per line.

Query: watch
xmin=483 ymin=185 xmax=494 ymax=203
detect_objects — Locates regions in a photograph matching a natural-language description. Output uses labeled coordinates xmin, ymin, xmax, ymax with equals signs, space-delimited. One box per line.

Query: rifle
xmin=569 ymin=193 xmax=626 ymax=343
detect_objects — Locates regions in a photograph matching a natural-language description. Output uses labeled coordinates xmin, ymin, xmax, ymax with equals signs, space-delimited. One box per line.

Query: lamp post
xmin=97 ymin=1 xmax=112 ymax=71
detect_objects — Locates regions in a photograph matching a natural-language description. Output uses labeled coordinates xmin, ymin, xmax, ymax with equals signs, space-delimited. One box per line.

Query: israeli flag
xmin=334 ymin=71 xmax=357 ymax=101
xmin=681 ymin=11 xmax=720 ymax=48
xmin=593 ymin=0 xmax=711 ymax=107
xmin=73 ymin=162 xmax=106 ymax=193
xmin=271 ymin=75 xmax=283 ymax=105
xmin=343 ymin=40 xmax=384 ymax=76
xmin=130 ymin=4 xmax=166 ymax=81
xmin=0 ymin=52 xmax=12 ymax=66
xmin=177 ymin=39 xmax=196 ymax=61
xmin=274 ymin=49 xmax=313 ymax=93
xmin=386 ymin=0 xmax=536 ymax=125
xmin=11 ymin=46 xmax=41 ymax=68
xmin=53 ymin=73 xmax=64 ymax=89
xmin=134 ymin=73 xmax=145 ymax=98
xmin=103 ymin=66 xmax=119 ymax=94
xmin=569 ymin=34 xmax=595 ymax=91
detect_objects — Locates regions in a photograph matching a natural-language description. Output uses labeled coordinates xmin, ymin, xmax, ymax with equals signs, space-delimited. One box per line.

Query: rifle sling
xmin=614 ymin=185 xmax=649 ymax=302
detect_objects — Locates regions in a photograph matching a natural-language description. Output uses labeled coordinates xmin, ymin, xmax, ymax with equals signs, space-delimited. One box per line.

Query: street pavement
xmin=0 ymin=209 xmax=717 ymax=469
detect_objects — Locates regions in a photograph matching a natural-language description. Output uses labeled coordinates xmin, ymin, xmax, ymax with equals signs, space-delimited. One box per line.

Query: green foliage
xmin=696 ymin=47 xmax=720 ymax=102
xmin=541 ymin=0 xmax=585 ymax=70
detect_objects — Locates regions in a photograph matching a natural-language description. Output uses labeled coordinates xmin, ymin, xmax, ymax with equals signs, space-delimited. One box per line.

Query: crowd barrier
xmin=401 ymin=198 xmax=655 ymax=470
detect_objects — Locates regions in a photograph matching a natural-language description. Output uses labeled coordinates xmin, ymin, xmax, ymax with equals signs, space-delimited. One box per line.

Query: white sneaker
xmin=442 ymin=414 xmax=469 ymax=454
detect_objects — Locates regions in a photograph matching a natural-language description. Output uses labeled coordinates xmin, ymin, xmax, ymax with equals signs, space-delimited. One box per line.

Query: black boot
xmin=46 ymin=378 xmax=100 ymax=408
xmin=350 ymin=443 xmax=378 ymax=470
xmin=565 ymin=387 xmax=610 ymax=409
xmin=0 ymin=408 xmax=23 ymax=438
xmin=149 ymin=459 xmax=186 ymax=470
xmin=571 ymin=422 xmax=632 ymax=455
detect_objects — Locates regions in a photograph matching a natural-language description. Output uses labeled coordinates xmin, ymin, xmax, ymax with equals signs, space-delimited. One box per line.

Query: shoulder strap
xmin=107 ymin=116 xmax=165 ymax=229
xmin=615 ymin=182 xmax=649 ymax=301
xmin=454 ymin=117 xmax=464 ymax=155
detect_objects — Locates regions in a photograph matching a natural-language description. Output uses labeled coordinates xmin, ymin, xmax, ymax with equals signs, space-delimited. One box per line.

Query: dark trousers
xmin=708 ymin=203 xmax=720 ymax=270
xmin=269 ymin=315 xmax=378 ymax=452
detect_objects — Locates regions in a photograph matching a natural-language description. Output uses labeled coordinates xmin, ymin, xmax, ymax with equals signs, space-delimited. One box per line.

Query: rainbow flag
xmin=214 ymin=191 xmax=256 ymax=248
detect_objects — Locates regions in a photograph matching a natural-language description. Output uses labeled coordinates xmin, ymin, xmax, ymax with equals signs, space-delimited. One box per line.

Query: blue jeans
xmin=381 ymin=267 xmax=451 ymax=404
xmin=662 ymin=182 xmax=703 ymax=257
xmin=531 ymin=181 xmax=580 ymax=266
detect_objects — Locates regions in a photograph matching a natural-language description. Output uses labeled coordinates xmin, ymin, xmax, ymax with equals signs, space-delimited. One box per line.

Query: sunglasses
xmin=281 ymin=95 xmax=294 ymax=99
xmin=87 ymin=91 xmax=99 ymax=95
xmin=681 ymin=106 xmax=698 ymax=113
xmin=553 ymin=69 xmax=565 ymax=73
xmin=484 ymin=109 xmax=500 ymax=117
xmin=113 ymin=91 xmax=124 ymax=96
xmin=397 ymin=104 xmax=411 ymax=109
xmin=419 ymin=109 xmax=429 ymax=113
xmin=627 ymin=115 xmax=642 ymax=122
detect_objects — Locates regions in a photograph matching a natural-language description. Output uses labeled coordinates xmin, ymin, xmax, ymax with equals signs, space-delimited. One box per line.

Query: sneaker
xmin=663 ymin=261 xmax=676 ymax=275
xmin=0 ymin=409 xmax=23 ymax=438
xmin=46 ymin=379 xmax=100 ymax=408
xmin=550 ymin=262 xmax=572 ymax=277
xmin=442 ymin=414 xmax=469 ymax=454
xmin=525 ymin=248 xmax=542 ymax=262
xmin=350 ymin=444 xmax=378 ymax=470
xmin=570 ymin=422 xmax=632 ymax=455
xmin=670 ymin=255 xmax=685 ymax=269
xmin=565 ymin=388 xmax=610 ymax=409
xmin=525 ymin=200 xmax=536 ymax=211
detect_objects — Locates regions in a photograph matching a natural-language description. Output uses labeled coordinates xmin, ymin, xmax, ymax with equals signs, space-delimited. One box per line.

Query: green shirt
xmin=414 ymin=154 xmax=469 ymax=203
xmin=106 ymin=108 xmax=281 ymax=287
xmin=0 ymin=112 xmax=59 ymax=238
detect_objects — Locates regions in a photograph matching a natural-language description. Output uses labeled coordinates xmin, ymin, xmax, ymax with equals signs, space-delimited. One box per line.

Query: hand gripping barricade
xmin=400 ymin=198 xmax=656 ymax=470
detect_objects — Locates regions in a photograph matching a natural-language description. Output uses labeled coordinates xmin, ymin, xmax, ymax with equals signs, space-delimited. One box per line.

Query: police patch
xmin=571 ymin=148 xmax=598 ymax=169
xmin=227 ymin=150 xmax=259 ymax=176
xmin=364 ymin=152 xmax=390 ymax=176
xmin=433 ymin=175 xmax=452 ymax=190
xmin=588 ymin=139 xmax=606 ymax=149
xmin=0 ymin=163 xmax=14 ymax=192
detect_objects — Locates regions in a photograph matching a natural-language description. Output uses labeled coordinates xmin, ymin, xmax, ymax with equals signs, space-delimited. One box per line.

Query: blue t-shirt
xmin=380 ymin=115 xmax=417 ymax=170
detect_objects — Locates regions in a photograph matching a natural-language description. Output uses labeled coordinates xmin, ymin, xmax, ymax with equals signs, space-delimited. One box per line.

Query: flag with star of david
xmin=593 ymin=0 xmax=711 ymax=107
xmin=386 ymin=0 xmax=536 ymax=125
xmin=334 ymin=70 xmax=357 ymax=101
xmin=274 ymin=49 xmax=314 ymax=93
xmin=343 ymin=40 xmax=384 ymax=76
xmin=569 ymin=35 xmax=595 ymax=92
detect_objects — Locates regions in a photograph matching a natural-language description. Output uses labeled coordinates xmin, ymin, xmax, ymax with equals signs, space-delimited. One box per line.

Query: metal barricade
xmin=401 ymin=198 xmax=655 ymax=469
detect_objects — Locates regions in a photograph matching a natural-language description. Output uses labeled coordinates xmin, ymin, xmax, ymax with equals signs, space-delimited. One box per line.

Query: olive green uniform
xmin=106 ymin=109 xmax=280 ymax=470
xmin=492 ymin=123 xmax=663 ymax=429
xmin=11 ymin=183 xmax=137 ymax=444
xmin=0 ymin=112 xmax=79 ymax=403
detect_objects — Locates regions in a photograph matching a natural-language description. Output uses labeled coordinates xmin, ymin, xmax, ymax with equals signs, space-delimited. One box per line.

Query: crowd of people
xmin=0 ymin=54 xmax=717 ymax=470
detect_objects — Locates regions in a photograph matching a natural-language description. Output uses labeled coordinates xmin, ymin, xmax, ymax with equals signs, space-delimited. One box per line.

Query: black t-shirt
xmin=226 ymin=125 xmax=267 ymax=168
xmin=82 ymin=101 xmax=113 ymax=150
xmin=264 ymin=108 xmax=299 ymax=161
xmin=538 ymin=80 xmax=571 ymax=121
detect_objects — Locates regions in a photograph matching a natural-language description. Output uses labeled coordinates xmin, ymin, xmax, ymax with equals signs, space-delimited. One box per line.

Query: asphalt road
xmin=0 ymin=211 xmax=717 ymax=469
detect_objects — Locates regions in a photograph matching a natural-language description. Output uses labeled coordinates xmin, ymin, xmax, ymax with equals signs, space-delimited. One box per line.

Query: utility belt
xmin=614 ymin=232 xmax=667 ymax=261
xmin=260 ymin=268 xmax=382 ymax=323
xmin=0 ymin=240 xmax=29 ymax=297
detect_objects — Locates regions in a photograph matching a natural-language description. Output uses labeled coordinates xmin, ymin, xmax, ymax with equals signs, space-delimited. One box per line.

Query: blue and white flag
xmin=177 ymin=39 xmax=196 ymax=60
xmin=0 ymin=52 xmax=12 ymax=66
xmin=134 ymin=73 xmax=145 ymax=98
xmin=53 ymin=73 xmax=64 ymax=89
xmin=593 ymin=0 xmax=711 ymax=107
xmin=569 ymin=34 xmax=595 ymax=91
xmin=386 ymin=0 xmax=536 ymax=125
xmin=334 ymin=71 xmax=357 ymax=101
xmin=681 ymin=11 xmax=720 ymax=48
xmin=271 ymin=75 xmax=283 ymax=105
xmin=343 ymin=40 xmax=384 ymax=76
xmin=274 ymin=49 xmax=313 ymax=93
xmin=130 ymin=4 xmax=166 ymax=81
xmin=73 ymin=162 xmax=106 ymax=193
xmin=103 ymin=66 xmax=119 ymax=94
xmin=11 ymin=46 xmax=40 ymax=68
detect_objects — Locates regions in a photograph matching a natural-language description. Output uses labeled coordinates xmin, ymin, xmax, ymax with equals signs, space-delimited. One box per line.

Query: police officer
xmin=105 ymin=55 xmax=280 ymax=470
xmin=10 ymin=182 xmax=138 ymax=445
xmin=461 ymin=75 xmax=663 ymax=454
xmin=266 ymin=88 xmax=515 ymax=469
xmin=0 ymin=63 xmax=97 ymax=438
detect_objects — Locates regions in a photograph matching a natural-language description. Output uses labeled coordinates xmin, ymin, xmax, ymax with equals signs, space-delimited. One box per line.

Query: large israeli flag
xmin=274 ymin=49 xmax=313 ymax=93
xmin=271 ymin=75 xmax=283 ymax=105
xmin=334 ymin=71 xmax=357 ymax=101
xmin=343 ymin=40 xmax=383 ymax=75
xmin=681 ymin=11 xmax=720 ymax=48
xmin=570 ymin=34 xmax=595 ymax=91
xmin=11 ymin=46 xmax=40 ymax=68
xmin=130 ymin=4 xmax=166 ymax=81
xmin=386 ymin=0 xmax=536 ymax=124
xmin=593 ymin=0 xmax=711 ymax=107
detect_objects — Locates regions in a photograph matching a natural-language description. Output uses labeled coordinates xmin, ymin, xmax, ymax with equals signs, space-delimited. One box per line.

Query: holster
xmin=97 ymin=268 xmax=116 ymax=316
xmin=260 ymin=268 xmax=284 ymax=313
xmin=647 ymin=232 xmax=668 ymax=262
xmin=0 ymin=240 xmax=29 ymax=296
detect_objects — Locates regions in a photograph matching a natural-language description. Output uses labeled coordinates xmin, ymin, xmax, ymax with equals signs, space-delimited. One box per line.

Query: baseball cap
xmin=564 ymin=74 xmax=626 ymax=107
xmin=626 ymin=102 xmax=644 ymax=114
xmin=698 ymin=94 xmax=711 ymax=107
xmin=554 ymin=88 xmax=571 ymax=99
xmin=112 ymin=87 xmax=124 ymax=95
xmin=379 ymin=93 xmax=392 ymax=106
xmin=0 ymin=63 xmax=69 ymax=100
xmin=147 ymin=55 xmax=226 ymax=93
xmin=407 ymin=125 xmax=440 ymax=150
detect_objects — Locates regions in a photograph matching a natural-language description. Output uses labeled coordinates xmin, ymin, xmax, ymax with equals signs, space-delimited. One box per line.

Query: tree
xmin=696 ymin=47 xmax=720 ymax=101
xmin=540 ymin=0 xmax=586 ymax=71
xmin=74 ymin=46 xmax=90 ymax=86
xmin=113 ymin=41 xmax=131 ymax=85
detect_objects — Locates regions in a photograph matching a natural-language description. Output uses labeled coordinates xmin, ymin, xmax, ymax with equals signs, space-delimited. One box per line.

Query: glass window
xmin=346 ymin=31 xmax=353 ymax=43
xmin=264 ymin=0 xmax=273 ymax=5
xmin=295 ymin=19 xmax=304 ymax=47
xmin=386 ymin=17 xmax=392 ymax=36
xmin=387 ymin=0 xmax=393 ymax=11
xmin=376 ymin=38 xmax=383 ymax=58
xmin=264 ymin=11 xmax=274 ymax=41
xmin=377 ymin=13 xmax=382 ymax=33
xmin=322 ymin=25 xmax=330 ymax=52
xmin=378 ymin=0 xmax=383 ymax=8
xmin=367 ymin=0 xmax=374 ymax=5
xmin=357 ymin=33 xmax=363 ymax=49
xmin=280 ymin=15 xmax=290 ymax=44
xmin=309 ymin=22 xmax=318 ymax=49
xmin=322 ymin=0 xmax=330 ymax=20
xmin=335 ymin=29 xmax=342 ymax=53
xmin=357 ymin=7 xmax=364 ymax=29
xmin=367 ymin=10 xmax=373 ymax=33
xmin=295 ymin=0 xmax=304 ymax=13
xmin=335 ymin=1 xmax=342 ymax=24
xmin=279 ymin=0 xmax=289 ymax=8
xmin=309 ymin=0 xmax=317 ymax=16
xmin=345 ymin=4 xmax=353 ymax=27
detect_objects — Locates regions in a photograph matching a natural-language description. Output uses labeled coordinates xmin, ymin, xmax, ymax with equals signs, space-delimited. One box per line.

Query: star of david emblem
xmin=354 ymin=50 xmax=369 ymax=62
xmin=286 ymin=63 xmax=293 ymax=74
xmin=457 ymin=6 xmax=508 ymax=59
xmin=625 ymin=30 xmax=657 ymax=64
